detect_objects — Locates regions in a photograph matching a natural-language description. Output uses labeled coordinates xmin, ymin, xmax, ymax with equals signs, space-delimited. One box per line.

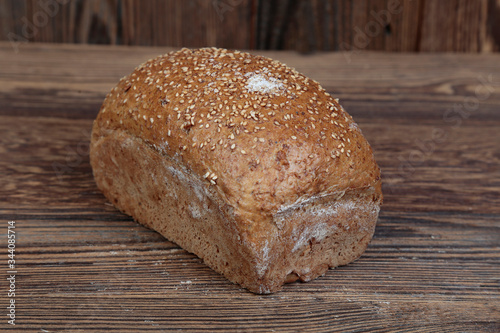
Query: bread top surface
xmin=92 ymin=47 xmax=381 ymax=237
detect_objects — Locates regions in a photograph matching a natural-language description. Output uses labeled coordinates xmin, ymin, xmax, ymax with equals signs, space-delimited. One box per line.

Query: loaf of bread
xmin=90 ymin=47 xmax=382 ymax=294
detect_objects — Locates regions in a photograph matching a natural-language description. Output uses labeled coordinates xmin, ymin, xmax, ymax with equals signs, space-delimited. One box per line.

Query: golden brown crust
xmin=90 ymin=47 xmax=382 ymax=293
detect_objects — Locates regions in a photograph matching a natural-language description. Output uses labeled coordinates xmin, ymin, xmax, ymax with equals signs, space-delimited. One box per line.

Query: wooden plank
xmin=1 ymin=0 xmax=498 ymax=52
xmin=0 ymin=0 xmax=254 ymax=48
xmin=0 ymin=0 xmax=16 ymax=41
xmin=385 ymin=0 xmax=423 ymax=51
xmin=260 ymin=0 xmax=497 ymax=53
xmin=119 ymin=0 xmax=253 ymax=49
xmin=419 ymin=0 xmax=490 ymax=52
xmin=1 ymin=195 xmax=499 ymax=331
xmin=2 ymin=43 xmax=499 ymax=118
xmin=0 ymin=42 xmax=499 ymax=332
xmin=486 ymin=0 xmax=500 ymax=52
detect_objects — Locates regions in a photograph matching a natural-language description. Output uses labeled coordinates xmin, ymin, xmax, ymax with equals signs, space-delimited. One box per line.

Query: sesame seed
xmin=291 ymin=136 xmax=297 ymax=140
xmin=231 ymin=143 xmax=236 ymax=150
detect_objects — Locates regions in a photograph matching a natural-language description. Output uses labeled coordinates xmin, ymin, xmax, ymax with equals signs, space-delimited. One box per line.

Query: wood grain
xmin=1 ymin=0 xmax=499 ymax=52
xmin=0 ymin=42 xmax=499 ymax=332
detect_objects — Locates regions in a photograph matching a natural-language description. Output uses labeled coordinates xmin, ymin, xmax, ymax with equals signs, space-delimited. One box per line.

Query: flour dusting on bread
xmin=245 ymin=72 xmax=284 ymax=95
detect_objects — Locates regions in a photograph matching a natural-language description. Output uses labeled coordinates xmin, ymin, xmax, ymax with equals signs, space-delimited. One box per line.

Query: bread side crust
xmin=90 ymin=129 xmax=264 ymax=292
xmin=269 ymin=189 xmax=380 ymax=289
xmin=91 ymin=127 xmax=380 ymax=293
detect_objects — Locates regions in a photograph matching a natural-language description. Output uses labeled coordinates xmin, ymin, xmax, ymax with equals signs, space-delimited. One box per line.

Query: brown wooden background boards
xmin=1 ymin=0 xmax=500 ymax=52
xmin=0 ymin=42 xmax=499 ymax=331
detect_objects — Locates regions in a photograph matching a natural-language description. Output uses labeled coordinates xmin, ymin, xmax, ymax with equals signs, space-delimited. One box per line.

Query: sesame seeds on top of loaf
xmin=93 ymin=47 xmax=381 ymax=239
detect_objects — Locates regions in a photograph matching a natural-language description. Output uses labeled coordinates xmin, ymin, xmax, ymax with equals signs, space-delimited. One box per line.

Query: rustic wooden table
xmin=0 ymin=42 xmax=499 ymax=332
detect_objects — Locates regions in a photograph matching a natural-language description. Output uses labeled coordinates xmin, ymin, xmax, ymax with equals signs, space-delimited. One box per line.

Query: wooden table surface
xmin=0 ymin=42 xmax=499 ymax=332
